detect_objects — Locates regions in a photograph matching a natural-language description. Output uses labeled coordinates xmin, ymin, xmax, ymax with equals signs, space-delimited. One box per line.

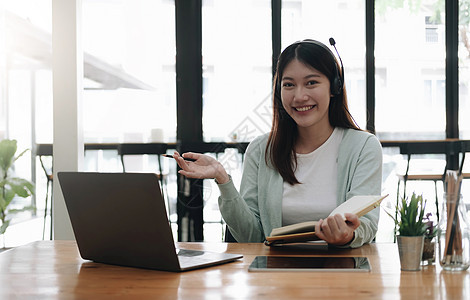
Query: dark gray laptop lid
xmin=58 ymin=172 xmax=242 ymax=272
xmin=58 ymin=172 xmax=184 ymax=271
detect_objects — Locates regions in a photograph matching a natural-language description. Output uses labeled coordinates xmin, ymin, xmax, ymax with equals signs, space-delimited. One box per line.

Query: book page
xmin=328 ymin=195 xmax=386 ymax=219
xmin=269 ymin=194 xmax=387 ymax=237
xmin=270 ymin=221 xmax=318 ymax=236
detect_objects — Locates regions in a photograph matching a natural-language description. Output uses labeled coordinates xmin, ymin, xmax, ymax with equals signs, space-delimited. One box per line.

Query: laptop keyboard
xmin=176 ymin=248 xmax=242 ymax=270
xmin=177 ymin=249 xmax=219 ymax=267
xmin=177 ymin=249 xmax=205 ymax=257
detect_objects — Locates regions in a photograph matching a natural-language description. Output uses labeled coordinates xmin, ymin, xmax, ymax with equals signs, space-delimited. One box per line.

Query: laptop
xmin=58 ymin=172 xmax=243 ymax=272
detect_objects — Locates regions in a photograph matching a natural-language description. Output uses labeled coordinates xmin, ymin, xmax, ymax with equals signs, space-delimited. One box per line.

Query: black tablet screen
xmin=248 ymin=256 xmax=371 ymax=272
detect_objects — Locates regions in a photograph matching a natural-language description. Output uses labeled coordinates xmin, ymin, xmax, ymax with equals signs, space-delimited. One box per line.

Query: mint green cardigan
xmin=217 ymin=128 xmax=383 ymax=248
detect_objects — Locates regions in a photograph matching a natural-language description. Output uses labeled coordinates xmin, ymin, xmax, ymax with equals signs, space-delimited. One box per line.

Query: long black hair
xmin=266 ymin=40 xmax=360 ymax=185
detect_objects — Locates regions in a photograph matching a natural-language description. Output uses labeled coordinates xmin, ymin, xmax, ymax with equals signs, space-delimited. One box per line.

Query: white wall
xmin=52 ymin=0 xmax=84 ymax=240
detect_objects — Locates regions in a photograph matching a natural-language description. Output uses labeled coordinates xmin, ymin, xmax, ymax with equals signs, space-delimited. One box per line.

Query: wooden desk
xmin=0 ymin=241 xmax=468 ymax=299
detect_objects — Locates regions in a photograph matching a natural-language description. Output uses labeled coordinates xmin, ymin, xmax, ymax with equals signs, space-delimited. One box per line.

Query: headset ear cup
xmin=331 ymin=77 xmax=342 ymax=95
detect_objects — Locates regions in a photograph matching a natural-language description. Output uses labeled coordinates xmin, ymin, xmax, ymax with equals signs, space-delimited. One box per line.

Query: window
xmin=1 ymin=0 xmax=468 ymax=246
xmin=0 ymin=0 xmax=177 ymax=245
xmin=375 ymin=0 xmax=446 ymax=140
xmin=202 ymin=0 xmax=272 ymax=143
xmin=281 ymin=0 xmax=367 ymax=128
xmin=1 ymin=0 xmax=53 ymax=244
xmin=82 ymin=0 xmax=176 ymax=144
xmin=425 ymin=15 xmax=443 ymax=43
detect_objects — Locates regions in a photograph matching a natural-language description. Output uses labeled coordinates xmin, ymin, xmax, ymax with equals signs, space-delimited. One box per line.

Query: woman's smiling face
xmin=280 ymin=59 xmax=332 ymax=132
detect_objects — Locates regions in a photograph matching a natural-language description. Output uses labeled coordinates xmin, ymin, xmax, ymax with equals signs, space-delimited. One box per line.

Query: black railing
xmin=36 ymin=139 xmax=470 ymax=242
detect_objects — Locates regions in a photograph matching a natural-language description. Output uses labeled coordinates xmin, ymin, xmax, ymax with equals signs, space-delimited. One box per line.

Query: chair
xmin=117 ymin=143 xmax=169 ymax=185
xmin=224 ymin=226 xmax=237 ymax=242
xmin=395 ymin=140 xmax=470 ymax=238
xmin=394 ymin=155 xmax=445 ymax=242
xmin=396 ymin=153 xmax=446 ymax=215
xmin=117 ymin=143 xmax=172 ymax=223
xmin=38 ymin=154 xmax=53 ymax=240
xmin=36 ymin=144 xmax=54 ymax=240
xmin=457 ymin=150 xmax=470 ymax=184
xmin=175 ymin=143 xmax=248 ymax=242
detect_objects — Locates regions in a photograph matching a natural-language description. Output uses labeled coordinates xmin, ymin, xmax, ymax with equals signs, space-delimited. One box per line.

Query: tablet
xmin=248 ymin=256 xmax=371 ymax=272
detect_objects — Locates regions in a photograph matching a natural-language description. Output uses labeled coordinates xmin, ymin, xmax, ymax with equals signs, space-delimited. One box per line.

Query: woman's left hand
xmin=315 ymin=213 xmax=360 ymax=246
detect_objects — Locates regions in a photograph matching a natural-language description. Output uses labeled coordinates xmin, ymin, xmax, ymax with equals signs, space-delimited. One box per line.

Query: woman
xmin=173 ymin=39 xmax=382 ymax=248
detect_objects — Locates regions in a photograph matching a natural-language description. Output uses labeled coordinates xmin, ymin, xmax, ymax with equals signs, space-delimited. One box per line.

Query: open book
xmin=264 ymin=194 xmax=388 ymax=246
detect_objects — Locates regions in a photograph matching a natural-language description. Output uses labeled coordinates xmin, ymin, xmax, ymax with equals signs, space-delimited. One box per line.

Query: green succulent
xmin=387 ymin=192 xmax=427 ymax=237
xmin=0 ymin=139 xmax=35 ymax=237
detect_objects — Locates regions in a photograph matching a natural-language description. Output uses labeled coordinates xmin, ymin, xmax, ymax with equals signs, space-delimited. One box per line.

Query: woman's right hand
xmin=172 ymin=151 xmax=230 ymax=184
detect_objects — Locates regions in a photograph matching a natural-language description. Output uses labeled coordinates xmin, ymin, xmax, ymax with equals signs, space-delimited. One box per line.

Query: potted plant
xmin=387 ymin=192 xmax=427 ymax=271
xmin=0 ymin=139 xmax=35 ymax=249
xmin=422 ymin=212 xmax=437 ymax=264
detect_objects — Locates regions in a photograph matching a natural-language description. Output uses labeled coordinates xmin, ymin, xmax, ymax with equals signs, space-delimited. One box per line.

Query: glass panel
xmin=1 ymin=0 xmax=53 ymax=246
xmin=459 ymin=0 xmax=470 ymax=139
xmin=202 ymin=0 xmax=272 ymax=142
xmin=82 ymin=0 xmax=178 ymax=240
xmin=200 ymin=0 xmax=271 ymax=241
xmin=1 ymin=1 xmax=53 ymax=176
xmin=0 ymin=0 xmax=177 ymax=246
xmin=82 ymin=0 xmax=176 ymax=144
xmin=375 ymin=1 xmax=448 ymax=243
xmin=281 ymin=0 xmax=366 ymax=128
xmin=375 ymin=0 xmax=445 ymax=140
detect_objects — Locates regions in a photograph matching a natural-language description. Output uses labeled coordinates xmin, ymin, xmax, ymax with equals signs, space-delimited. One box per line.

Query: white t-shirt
xmin=282 ymin=127 xmax=343 ymax=226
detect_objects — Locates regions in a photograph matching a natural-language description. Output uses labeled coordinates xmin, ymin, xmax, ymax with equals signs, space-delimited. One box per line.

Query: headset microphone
xmin=329 ymin=38 xmax=358 ymax=128
xmin=329 ymin=37 xmax=345 ymax=91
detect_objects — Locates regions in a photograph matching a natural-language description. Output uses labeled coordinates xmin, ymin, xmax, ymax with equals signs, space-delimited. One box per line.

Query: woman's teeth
xmin=296 ymin=105 xmax=313 ymax=112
